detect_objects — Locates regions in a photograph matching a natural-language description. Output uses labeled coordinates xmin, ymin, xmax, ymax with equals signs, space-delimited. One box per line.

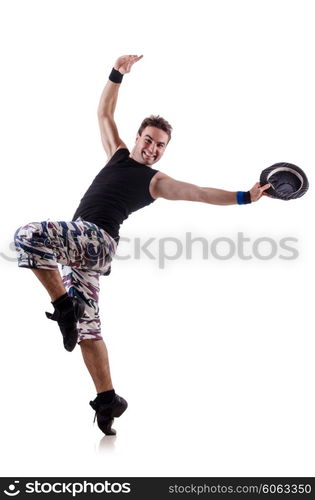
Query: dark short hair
xmin=137 ymin=115 xmax=172 ymax=142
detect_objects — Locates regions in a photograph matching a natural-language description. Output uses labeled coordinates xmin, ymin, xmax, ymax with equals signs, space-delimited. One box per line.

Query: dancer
xmin=14 ymin=55 xmax=270 ymax=435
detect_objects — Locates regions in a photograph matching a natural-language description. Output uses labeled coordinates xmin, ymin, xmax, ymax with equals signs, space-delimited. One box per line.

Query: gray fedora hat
xmin=260 ymin=162 xmax=309 ymax=200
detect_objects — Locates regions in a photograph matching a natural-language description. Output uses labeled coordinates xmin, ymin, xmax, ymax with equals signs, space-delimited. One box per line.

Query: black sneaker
xmin=45 ymin=295 xmax=85 ymax=352
xmin=89 ymin=394 xmax=128 ymax=435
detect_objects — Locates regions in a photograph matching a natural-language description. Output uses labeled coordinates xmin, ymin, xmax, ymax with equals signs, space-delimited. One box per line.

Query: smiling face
xmin=130 ymin=126 xmax=169 ymax=166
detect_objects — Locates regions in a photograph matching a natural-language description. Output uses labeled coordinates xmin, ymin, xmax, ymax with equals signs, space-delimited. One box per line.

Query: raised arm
xmin=97 ymin=54 xmax=143 ymax=159
xmin=150 ymin=172 xmax=270 ymax=204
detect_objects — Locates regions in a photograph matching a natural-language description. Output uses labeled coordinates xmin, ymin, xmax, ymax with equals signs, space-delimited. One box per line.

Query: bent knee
xmin=14 ymin=222 xmax=44 ymax=244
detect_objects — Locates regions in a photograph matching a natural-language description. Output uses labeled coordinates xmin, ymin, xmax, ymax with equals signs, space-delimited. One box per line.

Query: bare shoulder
xmin=149 ymin=171 xmax=170 ymax=199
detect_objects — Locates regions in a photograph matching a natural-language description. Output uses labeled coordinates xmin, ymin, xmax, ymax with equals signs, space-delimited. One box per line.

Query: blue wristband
xmin=237 ymin=191 xmax=251 ymax=204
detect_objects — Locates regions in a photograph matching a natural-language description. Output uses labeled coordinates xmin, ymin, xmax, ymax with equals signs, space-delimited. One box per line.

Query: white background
xmin=0 ymin=0 xmax=314 ymax=477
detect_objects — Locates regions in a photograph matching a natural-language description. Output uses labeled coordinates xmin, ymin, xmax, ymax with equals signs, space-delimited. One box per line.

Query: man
xmin=14 ymin=54 xmax=270 ymax=436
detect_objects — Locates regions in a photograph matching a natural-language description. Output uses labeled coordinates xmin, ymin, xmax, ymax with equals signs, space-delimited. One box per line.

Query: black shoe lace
xmin=89 ymin=400 xmax=98 ymax=424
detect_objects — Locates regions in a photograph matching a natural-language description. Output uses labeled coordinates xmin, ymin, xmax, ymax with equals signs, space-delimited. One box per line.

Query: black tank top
xmin=73 ymin=148 xmax=159 ymax=241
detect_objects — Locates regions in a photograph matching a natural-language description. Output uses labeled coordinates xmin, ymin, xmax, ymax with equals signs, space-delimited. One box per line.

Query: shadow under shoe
xmin=89 ymin=394 xmax=128 ymax=436
xmin=45 ymin=295 xmax=85 ymax=352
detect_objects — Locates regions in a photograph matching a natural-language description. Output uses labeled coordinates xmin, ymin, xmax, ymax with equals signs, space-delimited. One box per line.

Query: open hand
xmin=249 ymin=182 xmax=271 ymax=202
xmin=114 ymin=54 xmax=143 ymax=74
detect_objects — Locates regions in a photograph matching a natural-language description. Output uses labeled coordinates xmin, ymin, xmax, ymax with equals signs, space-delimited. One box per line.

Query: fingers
xmin=251 ymin=182 xmax=270 ymax=191
xmin=115 ymin=54 xmax=143 ymax=65
xmin=251 ymin=182 xmax=270 ymax=193
xmin=249 ymin=182 xmax=271 ymax=202
xmin=256 ymin=184 xmax=270 ymax=200
xmin=250 ymin=182 xmax=260 ymax=192
xmin=130 ymin=54 xmax=143 ymax=60
xmin=121 ymin=54 xmax=143 ymax=62
xmin=114 ymin=54 xmax=143 ymax=74
xmin=129 ymin=54 xmax=143 ymax=66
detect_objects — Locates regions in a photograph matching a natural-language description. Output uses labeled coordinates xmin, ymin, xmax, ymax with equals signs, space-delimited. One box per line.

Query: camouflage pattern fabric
xmin=14 ymin=218 xmax=117 ymax=342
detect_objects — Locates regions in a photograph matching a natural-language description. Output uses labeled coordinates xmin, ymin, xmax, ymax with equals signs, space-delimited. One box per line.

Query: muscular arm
xmin=97 ymin=55 xmax=143 ymax=159
xmin=97 ymin=80 xmax=126 ymax=158
xmin=150 ymin=172 xmax=270 ymax=204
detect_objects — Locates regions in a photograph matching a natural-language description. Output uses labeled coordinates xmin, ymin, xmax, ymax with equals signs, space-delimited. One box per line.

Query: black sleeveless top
xmin=73 ymin=148 xmax=159 ymax=241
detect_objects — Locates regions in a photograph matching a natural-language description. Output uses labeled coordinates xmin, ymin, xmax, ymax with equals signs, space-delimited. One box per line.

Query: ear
xmin=135 ymin=133 xmax=140 ymax=143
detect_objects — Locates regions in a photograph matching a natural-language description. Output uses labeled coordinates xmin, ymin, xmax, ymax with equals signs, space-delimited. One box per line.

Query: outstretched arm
xmin=97 ymin=54 xmax=143 ymax=159
xmin=150 ymin=172 xmax=270 ymax=204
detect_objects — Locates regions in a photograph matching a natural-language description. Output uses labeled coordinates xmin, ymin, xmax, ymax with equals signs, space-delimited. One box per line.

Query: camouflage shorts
xmin=14 ymin=218 xmax=117 ymax=342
